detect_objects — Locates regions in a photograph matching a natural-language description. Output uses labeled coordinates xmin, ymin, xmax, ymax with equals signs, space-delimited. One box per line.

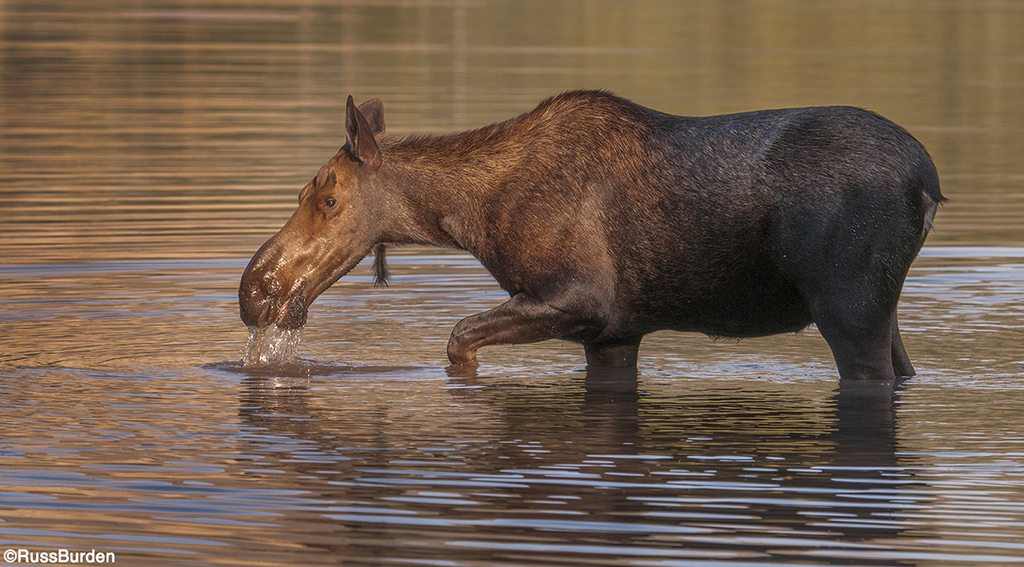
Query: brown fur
xmin=240 ymin=91 xmax=942 ymax=379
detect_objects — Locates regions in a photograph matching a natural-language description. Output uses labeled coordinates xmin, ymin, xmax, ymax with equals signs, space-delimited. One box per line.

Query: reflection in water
xmin=227 ymin=366 xmax=911 ymax=565
xmin=832 ymin=379 xmax=900 ymax=466
xmin=1 ymin=252 xmax=1023 ymax=564
xmin=2 ymin=251 xmax=1024 ymax=563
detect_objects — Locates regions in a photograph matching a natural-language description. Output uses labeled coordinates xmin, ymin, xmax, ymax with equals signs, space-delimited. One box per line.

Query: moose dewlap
xmin=239 ymin=90 xmax=942 ymax=380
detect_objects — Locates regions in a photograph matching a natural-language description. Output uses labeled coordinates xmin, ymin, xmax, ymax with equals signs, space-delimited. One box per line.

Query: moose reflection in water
xmin=235 ymin=367 xmax=908 ymax=562
xmin=239 ymin=91 xmax=942 ymax=380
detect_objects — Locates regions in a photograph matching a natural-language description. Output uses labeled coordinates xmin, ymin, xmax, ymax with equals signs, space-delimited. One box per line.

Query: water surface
xmin=2 ymin=1 xmax=1024 ymax=565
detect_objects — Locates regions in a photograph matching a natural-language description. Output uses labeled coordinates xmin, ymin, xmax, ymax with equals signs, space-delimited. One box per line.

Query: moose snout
xmin=238 ymin=269 xmax=309 ymax=330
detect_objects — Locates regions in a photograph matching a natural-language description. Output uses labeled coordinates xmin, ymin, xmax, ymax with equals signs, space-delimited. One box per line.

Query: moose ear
xmin=357 ymin=98 xmax=385 ymax=136
xmin=345 ymin=95 xmax=382 ymax=173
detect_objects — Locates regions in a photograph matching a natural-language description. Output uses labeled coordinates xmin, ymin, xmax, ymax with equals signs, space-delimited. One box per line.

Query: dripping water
xmin=243 ymin=325 xmax=303 ymax=366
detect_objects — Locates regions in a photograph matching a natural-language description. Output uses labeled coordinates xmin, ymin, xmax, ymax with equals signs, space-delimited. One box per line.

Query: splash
xmin=242 ymin=325 xmax=303 ymax=367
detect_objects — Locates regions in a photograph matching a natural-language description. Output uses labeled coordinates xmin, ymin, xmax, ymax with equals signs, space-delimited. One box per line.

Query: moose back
xmin=239 ymin=90 xmax=942 ymax=380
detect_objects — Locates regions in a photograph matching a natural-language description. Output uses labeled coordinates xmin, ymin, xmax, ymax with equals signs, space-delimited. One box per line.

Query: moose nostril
xmin=238 ymin=274 xmax=310 ymax=329
xmin=239 ymin=278 xmax=273 ymax=328
xmin=277 ymin=293 xmax=308 ymax=329
xmin=275 ymin=280 xmax=309 ymax=329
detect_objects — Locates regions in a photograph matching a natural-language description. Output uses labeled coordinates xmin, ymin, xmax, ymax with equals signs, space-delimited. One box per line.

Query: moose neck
xmin=366 ymin=91 xmax=653 ymax=257
xmin=373 ymin=123 xmax=525 ymax=254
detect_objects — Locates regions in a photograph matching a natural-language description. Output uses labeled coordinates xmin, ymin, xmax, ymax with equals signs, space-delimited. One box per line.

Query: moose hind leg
xmin=890 ymin=313 xmax=916 ymax=377
xmin=810 ymin=295 xmax=901 ymax=381
xmin=817 ymin=320 xmax=895 ymax=381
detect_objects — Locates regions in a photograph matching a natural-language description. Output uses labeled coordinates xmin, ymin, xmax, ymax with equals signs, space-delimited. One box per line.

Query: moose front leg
xmin=447 ymin=292 xmax=609 ymax=366
xmin=583 ymin=337 xmax=643 ymax=368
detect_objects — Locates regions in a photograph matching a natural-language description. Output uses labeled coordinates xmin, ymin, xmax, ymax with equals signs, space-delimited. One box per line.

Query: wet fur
xmin=371 ymin=243 xmax=389 ymax=288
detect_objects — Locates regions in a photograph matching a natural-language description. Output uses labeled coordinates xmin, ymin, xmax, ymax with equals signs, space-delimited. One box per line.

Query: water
xmin=243 ymin=325 xmax=303 ymax=367
xmin=2 ymin=1 xmax=1024 ymax=565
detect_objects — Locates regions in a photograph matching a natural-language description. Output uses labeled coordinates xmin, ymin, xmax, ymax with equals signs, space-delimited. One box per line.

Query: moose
xmin=239 ymin=90 xmax=942 ymax=380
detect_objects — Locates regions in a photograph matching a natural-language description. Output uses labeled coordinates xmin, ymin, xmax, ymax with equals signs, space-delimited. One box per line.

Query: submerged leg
xmin=584 ymin=337 xmax=642 ymax=368
xmin=447 ymin=292 xmax=610 ymax=366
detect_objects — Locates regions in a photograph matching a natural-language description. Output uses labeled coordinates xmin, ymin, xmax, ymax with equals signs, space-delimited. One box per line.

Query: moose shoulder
xmin=239 ymin=90 xmax=943 ymax=380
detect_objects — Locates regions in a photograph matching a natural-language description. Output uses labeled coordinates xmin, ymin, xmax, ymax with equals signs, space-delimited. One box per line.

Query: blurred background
xmin=2 ymin=0 xmax=1023 ymax=265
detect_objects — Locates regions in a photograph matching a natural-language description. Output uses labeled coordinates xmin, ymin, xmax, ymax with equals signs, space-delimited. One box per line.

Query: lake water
xmin=2 ymin=1 xmax=1024 ymax=565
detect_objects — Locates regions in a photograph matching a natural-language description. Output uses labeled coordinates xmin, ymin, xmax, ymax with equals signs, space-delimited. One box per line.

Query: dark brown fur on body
xmin=239 ymin=90 xmax=943 ymax=380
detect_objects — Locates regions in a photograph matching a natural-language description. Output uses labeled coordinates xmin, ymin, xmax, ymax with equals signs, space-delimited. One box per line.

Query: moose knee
xmin=446 ymin=334 xmax=479 ymax=366
xmin=444 ymin=288 xmax=613 ymax=365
